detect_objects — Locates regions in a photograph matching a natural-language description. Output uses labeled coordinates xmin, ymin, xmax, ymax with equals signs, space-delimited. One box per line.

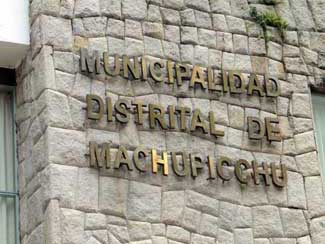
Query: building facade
xmin=1 ymin=0 xmax=325 ymax=244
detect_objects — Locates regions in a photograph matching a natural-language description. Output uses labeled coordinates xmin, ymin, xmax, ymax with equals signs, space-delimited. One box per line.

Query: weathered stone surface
xmin=166 ymin=225 xmax=190 ymax=243
xmin=296 ymin=151 xmax=320 ymax=176
xmin=287 ymin=171 xmax=307 ymax=209
xmin=181 ymin=27 xmax=198 ymax=44
xmin=185 ymin=190 xmax=219 ymax=216
xmin=230 ymin=0 xmax=250 ymax=18
xmin=163 ymin=41 xmax=180 ymax=61
xmin=143 ymin=22 xmax=164 ymax=39
xmin=217 ymin=32 xmax=233 ymax=52
xmin=218 ymin=229 xmax=234 ymax=244
xmin=227 ymin=16 xmax=246 ymax=34
xmin=144 ymin=37 xmax=163 ymax=57
xmin=31 ymin=46 xmax=56 ymax=99
xmin=211 ymin=0 xmax=231 ymax=14
xmin=54 ymin=51 xmax=75 ymax=73
xmin=75 ymin=168 xmax=98 ymax=211
xmin=228 ymin=105 xmax=244 ymax=130
xmin=152 ymin=236 xmax=168 ymax=244
xmin=289 ymin=0 xmax=315 ymax=30
xmin=107 ymin=19 xmax=125 ymax=38
xmin=44 ymin=200 xmax=61 ymax=244
xmin=198 ymin=29 xmax=216 ymax=48
xmin=234 ymin=228 xmax=254 ymax=244
xmin=164 ymin=26 xmax=180 ymax=44
xmin=163 ymin=0 xmax=184 ymax=10
xmin=294 ymin=131 xmax=316 ymax=154
xmin=249 ymin=37 xmax=266 ymax=55
xmin=184 ymin=0 xmax=210 ymax=12
xmin=195 ymin=10 xmax=212 ymax=29
xmin=253 ymin=206 xmax=283 ymax=238
xmin=40 ymin=15 xmax=73 ymax=50
xmin=161 ymin=8 xmax=181 ymax=25
xmin=99 ymin=177 xmax=128 ymax=216
xmin=182 ymin=207 xmax=200 ymax=231
xmin=75 ymin=0 xmax=100 ymax=17
xmin=297 ymin=236 xmax=312 ymax=244
xmin=233 ymin=34 xmax=248 ymax=54
xmin=128 ymin=181 xmax=162 ymax=222
xmin=280 ymin=208 xmax=308 ymax=237
xmin=212 ymin=14 xmax=228 ymax=32
xmin=125 ymin=19 xmax=143 ymax=40
xmin=180 ymin=9 xmax=196 ymax=26
xmin=85 ymin=213 xmax=106 ymax=230
xmin=128 ymin=221 xmax=152 ymax=241
xmin=199 ymin=214 xmax=218 ymax=237
xmin=100 ymin=0 xmax=121 ymax=18
xmin=311 ymin=216 xmax=325 ymax=244
xmin=191 ymin=234 xmax=215 ymax=244
xmin=152 ymin=223 xmax=166 ymax=236
xmin=122 ymin=0 xmax=147 ymax=20
xmin=47 ymin=127 xmax=87 ymax=166
xmin=61 ymin=208 xmax=86 ymax=244
xmin=292 ymin=93 xmax=312 ymax=118
xmin=162 ymin=191 xmax=185 ymax=225
xmin=305 ymin=176 xmax=325 ymax=218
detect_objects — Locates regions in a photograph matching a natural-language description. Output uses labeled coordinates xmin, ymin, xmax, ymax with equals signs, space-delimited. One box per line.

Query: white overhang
xmin=0 ymin=0 xmax=30 ymax=68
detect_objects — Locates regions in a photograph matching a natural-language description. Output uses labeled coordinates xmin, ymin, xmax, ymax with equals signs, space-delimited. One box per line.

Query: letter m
xmin=80 ymin=48 xmax=101 ymax=74
xmin=89 ymin=142 xmax=110 ymax=168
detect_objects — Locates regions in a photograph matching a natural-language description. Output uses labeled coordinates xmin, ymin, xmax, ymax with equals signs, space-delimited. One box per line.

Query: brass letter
xmin=149 ymin=60 xmax=165 ymax=82
xmin=209 ymin=112 xmax=225 ymax=137
xmin=235 ymin=159 xmax=250 ymax=184
xmin=247 ymin=116 xmax=265 ymax=140
xmin=133 ymin=147 xmax=148 ymax=172
xmin=271 ymin=163 xmax=287 ymax=187
xmin=208 ymin=67 xmax=218 ymax=91
xmin=265 ymin=77 xmax=281 ymax=97
xmin=217 ymin=157 xmax=233 ymax=181
xmin=190 ymin=155 xmax=204 ymax=178
xmin=190 ymin=109 xmax=209 ymax=134
xmin=132 ymin=100 xmax=146 ymax=125
xmin=265 ymin=117 xmax=281 ymax=142
xmin=229 ymin=70 xmax=245 ymax=94
xmin=103 ymin=53 xmax=121 ymax=76
xmin=222 ymin=70 xmax=229 ymax=92
xmin=87 ymin=94 xmax=104 ymax=120
xmin=167 ymin=60 xmax=175 ymax=84
xmin=114 ymin=99 xmax=130 ymax=123
xmin=190 ymin=65 xmax=207 ymax=89
xmin=89 ymin=141 xmax=111 ymax=168
xmin=171 ymin=152 xmax=190 ymax=177
xmin=248 ymin=74 xmax=265 ymax=96
xmin=176 ymin=63 xmax=190 ymax=86
xmin=80 ymin=48 xmax=101 ymax=74
xmin=114 ymin=145 xmax=133 ymax=170
xmin=149 ymin=104 xmax=168 ymax=130
xmin=106 ymin=97 xmax=113 ymax=122
xmin=123 ymin=55 xmax=140 ymax=79
xmin=176 ymin=106 xmax=191 ymax=131
xmin=207 ymin=156 xmax=216 ymax=179
xmin=168 ymin=105 xmax=176 ymax=129
xmin=151 ymin=149 xmax=169 ymax=176
xmin=252 ymin=161 xmax=271 ymax=186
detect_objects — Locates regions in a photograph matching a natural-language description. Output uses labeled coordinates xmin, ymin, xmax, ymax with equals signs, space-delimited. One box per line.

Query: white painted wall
xmin=0 ymin=0 xmax=29 ymax=68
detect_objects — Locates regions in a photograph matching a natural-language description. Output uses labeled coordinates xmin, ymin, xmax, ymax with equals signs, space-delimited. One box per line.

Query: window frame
xmin=0 ymin=84 xmax=19 ymax=244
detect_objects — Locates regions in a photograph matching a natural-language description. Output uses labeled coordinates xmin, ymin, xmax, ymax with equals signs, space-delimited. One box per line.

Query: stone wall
xmin=15 ymin=0 xmax=325 ymax=244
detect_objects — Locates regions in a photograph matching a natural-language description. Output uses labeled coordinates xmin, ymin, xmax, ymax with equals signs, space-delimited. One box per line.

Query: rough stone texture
xmin=253 ymin=206 xmax=283 ymax=238
xmin=17 ymin=0 xmax=325 ymax=244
